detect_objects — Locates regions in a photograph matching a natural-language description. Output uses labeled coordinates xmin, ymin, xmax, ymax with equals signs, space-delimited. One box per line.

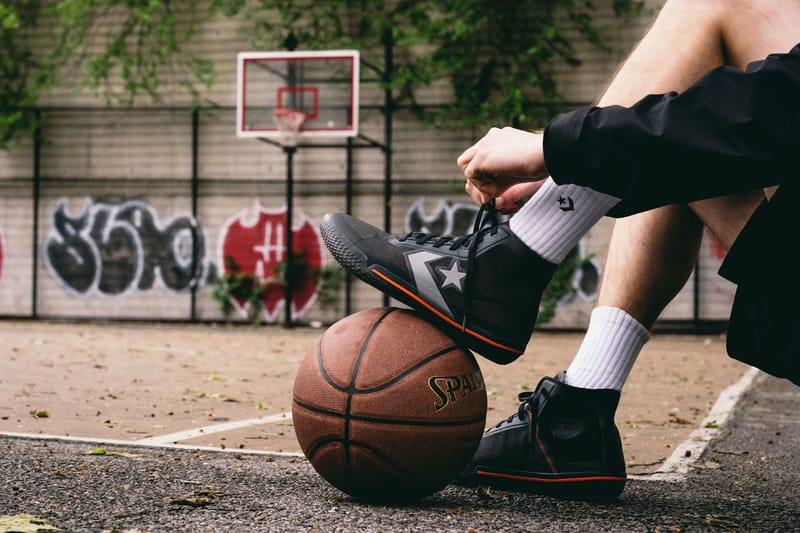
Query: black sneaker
xmin=460 ymin=373 xmax=627 ymax=500
xmin=320 ymin=203 xmax=556 ymax=364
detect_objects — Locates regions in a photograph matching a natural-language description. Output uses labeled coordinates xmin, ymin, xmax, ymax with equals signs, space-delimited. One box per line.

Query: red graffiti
xmin=220 ymin=204 xmax=324 ymax=322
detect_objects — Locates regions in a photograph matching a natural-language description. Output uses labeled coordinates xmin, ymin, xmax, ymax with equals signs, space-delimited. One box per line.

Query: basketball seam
xmin=343 ymin=307 xmax=395 ymax=486
xmin=314 ymin=312 xmax=474 ymax=395
xmin=306 ymin=436 xmax=448 ymax=498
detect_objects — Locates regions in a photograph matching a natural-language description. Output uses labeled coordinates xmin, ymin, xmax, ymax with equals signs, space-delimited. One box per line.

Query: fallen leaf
xmin=166 ymin=487 xmax=226 ymax=508
xmin=167 ymin=497 xmax=209 ymax=507
xmin=85 ymin=448 xmax=139 ymax=458
xmin=0 ymin=514 xmax=59 ymax=532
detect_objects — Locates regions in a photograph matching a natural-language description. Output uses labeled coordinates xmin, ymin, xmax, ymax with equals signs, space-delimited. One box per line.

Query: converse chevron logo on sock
xmin=510 ymin=178 xmax=621 ymax=264
xmin=558 ymin=196 xmax=575 ymax=211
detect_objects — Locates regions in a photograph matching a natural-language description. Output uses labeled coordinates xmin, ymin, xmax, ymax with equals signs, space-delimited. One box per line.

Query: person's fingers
xmin=457 ymin=127 xmax=502 ymax=174
xmin=463 ymin=156 xmax=491 ymax=184
xmin=465 ymin=180 xmax=492 ymax=206
xmin=456 ymin=143 xmax=477 ymax=172
xmin=494 ymin=181 xmax=545 ymax=213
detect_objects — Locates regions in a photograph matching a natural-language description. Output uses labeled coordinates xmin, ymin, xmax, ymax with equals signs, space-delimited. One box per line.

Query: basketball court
xmin=0 ymin=48 xmax=765 ymax=517
xmin=0 ymin=318 xmax=754 ymax=482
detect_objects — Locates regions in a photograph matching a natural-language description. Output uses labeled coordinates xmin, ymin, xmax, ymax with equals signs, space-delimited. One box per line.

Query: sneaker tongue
xmin=516 ymin=391 xmax=534 ymax=402
xmin=536 ymin=375 xmax=622 ymax=416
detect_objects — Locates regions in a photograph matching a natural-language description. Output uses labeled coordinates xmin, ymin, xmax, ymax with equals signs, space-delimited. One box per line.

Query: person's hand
xmin=457 ymin=127 xmax=549 ymax=205
xmin=465 ymin=181 xmax=546 ymax=214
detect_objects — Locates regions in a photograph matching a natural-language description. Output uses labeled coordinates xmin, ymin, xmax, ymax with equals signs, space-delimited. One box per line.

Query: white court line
xmin=135 ymin=411 xmax=293 ymax=445
xmin=2 ymin=369 xmax=761 ymax=481
xmin=631 ymin=366 xmax=761 ymax=482
xmin=0 ymin=431 xmax=302 ymax=457
xmin=0 ymin=411 xmax=301 ymax=457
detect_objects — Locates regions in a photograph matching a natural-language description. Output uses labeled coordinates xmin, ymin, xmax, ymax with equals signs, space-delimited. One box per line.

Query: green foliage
xmin=210 ymin=256 xmax=275 ymax=324
xmin=227 ymin=0 xmax=646 ymax=130
xmin=210 ymin=254 xmax=344 ymax=324
xmin=315 ymin=261 xmax=346 ymax=308
xmin=538 ymin=246 xmax=593 ymax=324
xmin=0 ymin=0 xmax=227 ymax=148
xmin=0 ymin=0 xmax=644 ymax=148
xmin=0 ymin=2 xmax=46 ymax=148
xmin=50 ymin=0 xmax=221 ymax=106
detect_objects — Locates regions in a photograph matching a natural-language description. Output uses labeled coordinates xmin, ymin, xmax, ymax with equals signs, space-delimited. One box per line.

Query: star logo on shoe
xmin=558 ymin=196 xmax=575 ymax=211
xmin=406 ymin=250 xmax=457 ymax=316
xmin=437 ymin=260 xmax=465 ymax=292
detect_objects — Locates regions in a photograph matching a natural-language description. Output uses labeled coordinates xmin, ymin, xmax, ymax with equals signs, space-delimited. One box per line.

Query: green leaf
xmin=167 ymin=496 xmax=209 ymax=507
xmin=0 ymin=514 xmax=59 ymax=532
xmin=85 ymin=448 xmax=139 ymax=458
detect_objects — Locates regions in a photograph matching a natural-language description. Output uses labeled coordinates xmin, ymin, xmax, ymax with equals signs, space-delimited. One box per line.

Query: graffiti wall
xmin=0 ymin=177 xmax=35 ymax=316
xmin=218 ymin=203 xmax=324 ymax=322
xmin=0 ymin=181 xmax=739 ymax=326
xmin=29 ymin=195 xmax=329 ymax=323
xmin=43 ymin=199 xmax=212 ymax=297
xmin=0 ymin=105 xmax=738 ymax=327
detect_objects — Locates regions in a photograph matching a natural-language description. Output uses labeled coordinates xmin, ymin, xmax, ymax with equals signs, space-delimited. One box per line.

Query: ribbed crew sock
xmin=563 ymin=306 xmax=651 ymax=391
xmin=509 ymin=177 xmax=620 ymax=264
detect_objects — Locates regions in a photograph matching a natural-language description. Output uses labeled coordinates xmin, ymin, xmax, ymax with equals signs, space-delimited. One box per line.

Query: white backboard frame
xmin=236 ymin=50 xmax=360 ymax=139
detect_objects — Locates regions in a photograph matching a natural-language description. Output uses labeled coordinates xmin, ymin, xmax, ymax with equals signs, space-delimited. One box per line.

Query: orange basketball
xmin=292 ymin=307 xmax=487 ymax=502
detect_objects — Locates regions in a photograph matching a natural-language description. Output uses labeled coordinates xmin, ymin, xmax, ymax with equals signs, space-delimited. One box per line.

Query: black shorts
xmin=719 ymin=181 xmax=800 ymax=386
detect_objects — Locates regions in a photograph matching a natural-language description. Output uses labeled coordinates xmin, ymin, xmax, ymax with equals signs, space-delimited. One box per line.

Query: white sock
xmin=509 ymin=177 xmax=620 ymax=264
xmin=563 ymin=306 xmax=650 ymax=391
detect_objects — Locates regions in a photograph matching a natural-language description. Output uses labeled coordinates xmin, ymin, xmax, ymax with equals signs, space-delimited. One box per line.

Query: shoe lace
xmin=398 ymin=199 xmax=499 ymax=251
xmin=491 ymin=389 xmax=541 ymax=429
xmin=398 ymin=199 xmax=499 ymax=331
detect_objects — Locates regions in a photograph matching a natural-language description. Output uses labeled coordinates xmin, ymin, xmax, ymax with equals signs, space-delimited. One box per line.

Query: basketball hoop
xmin=272 ymin=108 xmax=307 ymax=147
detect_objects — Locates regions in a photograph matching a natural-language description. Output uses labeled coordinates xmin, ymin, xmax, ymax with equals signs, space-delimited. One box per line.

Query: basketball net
xmin=272 ymin=108 xmax=307 ymax=147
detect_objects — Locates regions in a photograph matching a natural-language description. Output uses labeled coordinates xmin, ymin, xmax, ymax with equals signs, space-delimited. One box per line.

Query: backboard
xmin=236 ymin=50 xmax=360 ymax=139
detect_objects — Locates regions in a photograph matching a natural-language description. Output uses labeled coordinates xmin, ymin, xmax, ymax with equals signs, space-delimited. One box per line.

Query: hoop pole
xmin=284 ymin=145 xmax=296 ymax=327
xmin=382 ymin=26 xmax=394 ymax=308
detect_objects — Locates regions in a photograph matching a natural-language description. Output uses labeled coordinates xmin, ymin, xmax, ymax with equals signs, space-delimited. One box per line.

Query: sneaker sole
xmin=461 ymin=468 xmax=627 ymax=500
xmin=320 ymin=215 xmax=523 ymax=364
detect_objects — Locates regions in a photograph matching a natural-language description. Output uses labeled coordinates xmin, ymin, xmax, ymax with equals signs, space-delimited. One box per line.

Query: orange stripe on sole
xmin=476 ymin=470 xmax=626 ymax=484
xmin=371 ymin=269 xmax=522 ymax=356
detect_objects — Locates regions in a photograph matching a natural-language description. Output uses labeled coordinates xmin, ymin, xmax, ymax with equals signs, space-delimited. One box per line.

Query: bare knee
xmin=657 ymin=0 xmax=800 ymax=69
xmin=596 ymin=0 xmax=727 ymax=104
xmin=718 ymin=0 xmax=800 ymax=67
xmin=688 ymin=191 xmax=766 ymax=251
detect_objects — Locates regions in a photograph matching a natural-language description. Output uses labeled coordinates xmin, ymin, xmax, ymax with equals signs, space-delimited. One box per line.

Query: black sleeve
xmin=543 ymin=43 xmax=800 ymax=218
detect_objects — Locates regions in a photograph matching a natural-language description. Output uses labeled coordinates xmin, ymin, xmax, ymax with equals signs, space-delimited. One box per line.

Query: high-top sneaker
xmin=461 ymin=372 xmax=627 ymax=500
xmin=320 ymin=203 xmax=557 ymax=364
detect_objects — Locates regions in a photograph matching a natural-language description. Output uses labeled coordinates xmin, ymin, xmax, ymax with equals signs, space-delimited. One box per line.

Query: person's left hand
xmin=465 ymin=181 xmax=545 ymax=213
xmin=457 ymin=127 xmax=550 ymax=205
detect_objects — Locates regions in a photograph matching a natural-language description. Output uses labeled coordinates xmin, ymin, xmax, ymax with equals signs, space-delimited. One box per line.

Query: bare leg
xmin=563 ymin=0 xmax=795 ymax=391
xmin=592 ymin=0 xmax=798 ymax=326
xmin=595 ymin=206 xmax=701 ymax=328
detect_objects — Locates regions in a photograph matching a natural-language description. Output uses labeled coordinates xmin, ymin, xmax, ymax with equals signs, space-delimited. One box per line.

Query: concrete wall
xmin=0 ymin=0 xmax=736 ymax=327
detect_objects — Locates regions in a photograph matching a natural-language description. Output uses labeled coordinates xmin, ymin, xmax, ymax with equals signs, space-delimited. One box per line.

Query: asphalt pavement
xmin=1 ymin=372 xmax=798 ymax=532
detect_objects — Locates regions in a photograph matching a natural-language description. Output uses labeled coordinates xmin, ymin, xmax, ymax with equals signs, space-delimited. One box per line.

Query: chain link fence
xmin=0 ymin=104 xmax=735 ymax=331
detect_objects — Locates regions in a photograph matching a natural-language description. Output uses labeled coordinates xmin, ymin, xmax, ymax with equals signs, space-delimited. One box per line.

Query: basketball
xmin=292 ymin=307 xmax=487 ymax=502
